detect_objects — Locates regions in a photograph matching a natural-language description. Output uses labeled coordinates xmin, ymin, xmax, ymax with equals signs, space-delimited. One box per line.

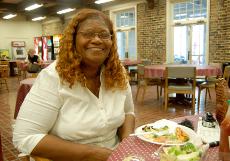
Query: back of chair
xmin=0 ymin=65 xmax=9 ymax=78
xmin=0 ymin=61 xmax=9 ymax=66
xmin=166 ymin=66 xmax=196 ymax=79
xmin=223 ymin=65 xmax=230 ymax=84
xmin=137 ymin=64 xmax=145 ymax=80
xmin=215 ymin=78 xmax=229 ymax=124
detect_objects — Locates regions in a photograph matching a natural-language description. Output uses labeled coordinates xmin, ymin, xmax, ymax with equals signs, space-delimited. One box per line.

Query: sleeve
xmin=13 ymin=66 xmax=63 ymax=155
xmin=124 ymin=83 xmax=135 ymax=116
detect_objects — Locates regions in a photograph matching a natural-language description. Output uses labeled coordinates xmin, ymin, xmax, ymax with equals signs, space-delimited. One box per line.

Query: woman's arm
xmin=31 ymin=135 xmax=112 ymax=161
xmin=117 ymin=83 xmax=135 ymax=140
xmin=117 ymin=114 xmax=135 ymax=140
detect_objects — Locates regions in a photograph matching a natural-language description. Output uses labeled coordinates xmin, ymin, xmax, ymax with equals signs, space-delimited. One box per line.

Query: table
xmin=14 ymin=78 xmax=36 ymax=119
xmin=121 ymin=59 xmax=141 ymax=69
xmin=144 ymin=64 xmax=222 ymax=78
xmin=107 ymin=115 xmax=220 ymax=161
xmin=18 ymin=61 xmax=53 ymax=72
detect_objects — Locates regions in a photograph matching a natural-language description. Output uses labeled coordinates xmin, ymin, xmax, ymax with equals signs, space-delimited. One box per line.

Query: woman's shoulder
xmin=38 ymin=61 xmax=59 ymax=80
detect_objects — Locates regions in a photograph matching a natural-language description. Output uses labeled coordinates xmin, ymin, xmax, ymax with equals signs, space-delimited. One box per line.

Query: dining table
xmin=14 ymin=78 xmax=36 ymax=119
xmin=121 ymin=59 xmax=142 ymax=69
xmin=107 ymin=115 xmax=224 ymax=161
xmin=144 ymin=64 xmax=222 ymax=78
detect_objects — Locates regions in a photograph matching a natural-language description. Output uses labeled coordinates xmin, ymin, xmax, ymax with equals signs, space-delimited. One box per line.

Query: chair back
xmin=223 ymin=65 xmax=230 ymax=84
xmin=215 ymin=78 xmax=229 ymax=124
xmin=0 ymin=65 xmax=9 ymax=78
xmin=166 ymin=66 xmax=196 ymax=78
xmin=164 ymin=66 xmax=196 ymax=110
xmin=137 ymin=64 xmax=145 ymax=80
xmin=0 ymin=60 xmax=9 ymax=66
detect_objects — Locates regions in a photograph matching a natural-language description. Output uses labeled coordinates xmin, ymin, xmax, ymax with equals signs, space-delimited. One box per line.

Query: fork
xmin=153 ymin=144 xmax=165 ymax=157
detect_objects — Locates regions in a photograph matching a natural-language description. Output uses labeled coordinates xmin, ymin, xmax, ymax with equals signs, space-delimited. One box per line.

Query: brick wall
xmin=137 ymin=1 xmax=166 ymax=64
xmin=209 ymin=0 xmax=230 ymax=63
xmin=41 ymin=0 xmax=230 ymax=64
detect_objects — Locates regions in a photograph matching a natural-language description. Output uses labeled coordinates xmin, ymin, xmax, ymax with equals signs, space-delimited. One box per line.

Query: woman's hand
xmin=85 ymin=146 xmax=112 ymax=161
xmin=31 ymin=135 xmax=113 ymax=161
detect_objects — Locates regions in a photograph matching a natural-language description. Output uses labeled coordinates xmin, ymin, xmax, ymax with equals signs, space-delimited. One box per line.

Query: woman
xmin=26 ymin=48 xmax=41 ymax=73
xmin=13 ymin=8 xmax=135 ymax=161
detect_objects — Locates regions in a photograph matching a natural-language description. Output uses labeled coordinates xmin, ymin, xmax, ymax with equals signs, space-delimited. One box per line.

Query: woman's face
xmin=75 ymin=18 xmax=112 ymax=67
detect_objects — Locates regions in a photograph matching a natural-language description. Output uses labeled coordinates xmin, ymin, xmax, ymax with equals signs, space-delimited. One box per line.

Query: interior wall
xmin=137 ymin=1 xmax=166 ymax=64
xmin=0 ymin=20 xmax=42 ymax=58
xmin=209 ymin=0 xmax=230 ymax=63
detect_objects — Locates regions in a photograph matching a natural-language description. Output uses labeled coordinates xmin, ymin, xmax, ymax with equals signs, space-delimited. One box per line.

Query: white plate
xmin=135 ymin=119 xmax=202 ymax=146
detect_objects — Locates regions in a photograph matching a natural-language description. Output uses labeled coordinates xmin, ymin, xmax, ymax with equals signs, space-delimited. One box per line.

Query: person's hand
xmin=86 ymin=146 xmax=112 ymax=161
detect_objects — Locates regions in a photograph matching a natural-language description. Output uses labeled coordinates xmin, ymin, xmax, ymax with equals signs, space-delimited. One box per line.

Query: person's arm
xmin=31 ymin=135 xmax=112 ymax=161
xmin=117 ymin=83 xmax=135 ymax=140
xmin=117 ymin=114 xmax=135 ymax=140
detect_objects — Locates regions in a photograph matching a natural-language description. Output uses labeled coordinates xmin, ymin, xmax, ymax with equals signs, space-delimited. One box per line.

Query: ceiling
xmin=0 ymin=0 xmax=114 ymax=20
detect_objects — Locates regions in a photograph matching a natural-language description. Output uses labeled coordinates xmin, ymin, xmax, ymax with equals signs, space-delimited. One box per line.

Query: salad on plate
xmin=160 ymin=142 xmax=208 ymax=161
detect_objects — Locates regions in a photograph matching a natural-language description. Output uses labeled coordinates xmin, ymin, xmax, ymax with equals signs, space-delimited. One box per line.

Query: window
xmin=113 ymin=8 xmax=136 ymax=60
xmin=167 ymin=0 xmax=209 ymax=65
xmin=173 ymin=0 xmax=207 ymax=20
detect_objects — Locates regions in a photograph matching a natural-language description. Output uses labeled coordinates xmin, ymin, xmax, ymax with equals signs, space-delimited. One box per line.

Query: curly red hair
xmin=56 ymin=8 xmax=128 ymax=90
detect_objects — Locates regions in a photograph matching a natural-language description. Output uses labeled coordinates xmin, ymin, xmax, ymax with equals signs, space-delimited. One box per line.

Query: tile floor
xmin=0 ymin=77 xmax=216 ymax=161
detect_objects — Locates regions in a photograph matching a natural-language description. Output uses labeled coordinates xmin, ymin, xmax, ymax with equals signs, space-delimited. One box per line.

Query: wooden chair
xmin=215 ymin=78 xmax=229 ymax=124
xmin=16 ymin=60 xmax=27 ymax=81
xmin=135 ymin=64 xmax=162 ymax=102
xmin=197 ymin=63 xmax=222 ymax=108
xmin=164 ymin=66 xmax=196 ymax=110
xmin=0 ymin=65 xmax=9 ymax=91
xmin=197 ymin=65 xmax=230 ymax=108
xmin=0 ymin=60 xmax=9 ymax=65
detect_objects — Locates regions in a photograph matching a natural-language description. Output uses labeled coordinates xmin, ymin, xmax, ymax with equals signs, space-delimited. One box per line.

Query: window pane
xmin=116 ymin=32 xmax=126 ymax=59
xmin=173 ymin=0 xmax=207 ymax=20
xmin=128 ymin=30 xmax=136 ymax=59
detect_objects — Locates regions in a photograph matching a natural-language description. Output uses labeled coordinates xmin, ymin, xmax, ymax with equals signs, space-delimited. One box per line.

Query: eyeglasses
xmin=78 ymin=31 xmax=112 ymax=40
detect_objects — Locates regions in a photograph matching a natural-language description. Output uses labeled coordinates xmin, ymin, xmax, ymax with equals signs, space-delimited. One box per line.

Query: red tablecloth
xmin=144 ymin=64 xmax=222 ymax=78
xmin=107 ymin=115 xmax=220 ymax=161
xmin=121 ymin=59 xmax=141 ymax=69
xmin=14 ymin=78 xmax=36 ymax=119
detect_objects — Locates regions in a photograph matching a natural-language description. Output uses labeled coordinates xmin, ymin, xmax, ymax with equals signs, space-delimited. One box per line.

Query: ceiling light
xmin=57 ymin=8 xmax=75 ymax=14
xmin=32 ymin=16 xmax=46 ymax=21
xmin=95 ymin=0 xmax=113 ymax=4
xmin=3 ymin=14 xmax=17 ymax=19
xmin=25 ymin=3 xmax=43 ymax=11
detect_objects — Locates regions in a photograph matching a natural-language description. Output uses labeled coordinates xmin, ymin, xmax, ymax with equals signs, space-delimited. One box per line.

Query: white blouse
xmin=13 ymin=61 xmax=135 ymax=155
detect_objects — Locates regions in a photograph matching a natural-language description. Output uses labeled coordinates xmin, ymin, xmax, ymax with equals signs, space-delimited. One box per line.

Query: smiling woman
xmin=13 ymin=8 xmax=135 ymax=161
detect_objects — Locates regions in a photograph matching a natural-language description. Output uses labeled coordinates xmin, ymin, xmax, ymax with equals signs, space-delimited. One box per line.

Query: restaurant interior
xmin=0 ymin=0 xmax=230 ymax=160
